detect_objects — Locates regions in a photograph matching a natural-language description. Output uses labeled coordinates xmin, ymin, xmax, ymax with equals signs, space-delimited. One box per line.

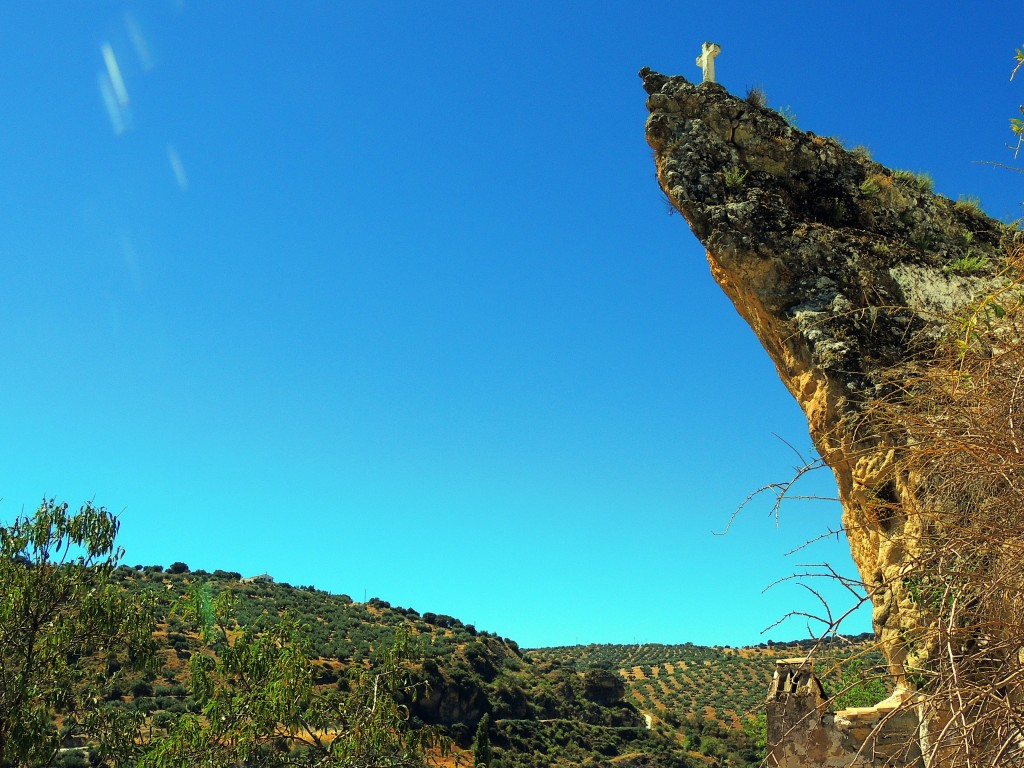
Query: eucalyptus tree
xmin=0 ymin=500 xmax=156 ymax=767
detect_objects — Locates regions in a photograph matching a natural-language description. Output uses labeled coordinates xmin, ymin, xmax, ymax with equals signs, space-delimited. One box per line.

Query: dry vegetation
xmin=841 ymin=231 xmax=1024 ymax=765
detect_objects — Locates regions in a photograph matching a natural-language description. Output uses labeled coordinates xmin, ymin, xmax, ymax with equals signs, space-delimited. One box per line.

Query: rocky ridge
xmin=640 ymin=67 xmax=1013 ymax=686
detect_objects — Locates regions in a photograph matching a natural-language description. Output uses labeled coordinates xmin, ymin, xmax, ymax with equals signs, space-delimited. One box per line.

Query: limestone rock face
xmin=640 ymin=68 xmax=1009 ymax=680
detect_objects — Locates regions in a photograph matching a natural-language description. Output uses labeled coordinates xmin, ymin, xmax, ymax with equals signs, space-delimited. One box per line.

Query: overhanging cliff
xmin=640 ymin=67 xmax=1017 ymax=692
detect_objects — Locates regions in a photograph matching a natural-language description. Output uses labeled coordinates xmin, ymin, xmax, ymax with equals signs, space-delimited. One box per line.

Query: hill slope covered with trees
xmin=3 ymin=501 xmax=879 ymax=768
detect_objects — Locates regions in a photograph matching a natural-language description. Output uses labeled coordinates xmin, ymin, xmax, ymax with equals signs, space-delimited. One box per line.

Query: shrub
xmin=745 ymin=85 xmax=767 ymax=108
xmin=55 ymin=749 xmax=88 ymax=768
xmin=859 ymin=173 xmax=904 ymax=207
xmin=723 ymin=167 xmax=748 ymax=188
xmin=942 ymin=253 xmax=991 ymax=275
xmin=955 ymin=195 xmax=983 ymax=214
xmin=893 ymin=168 xmax=934 ymax=193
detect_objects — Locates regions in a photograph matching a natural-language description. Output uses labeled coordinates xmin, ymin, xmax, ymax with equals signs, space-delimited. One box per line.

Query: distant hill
xmin=532 ymin=634 xmax=881 ymax=725
xmin=101 ymin=564 xmax=876 ymax=768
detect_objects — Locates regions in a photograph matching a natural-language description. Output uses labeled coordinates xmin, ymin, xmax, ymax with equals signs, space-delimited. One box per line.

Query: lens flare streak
xmin=124 ymin=12 xmax=155 ymax=72
xmin=98 ymin=73 xmax=125 ymax=134
xmin=101 ymin=43 xmax=129 ymax=107
xmin=98 ymin=43 xmax=131 ymax=134
xmin=166 ymin=145 xmax=188 ymax=191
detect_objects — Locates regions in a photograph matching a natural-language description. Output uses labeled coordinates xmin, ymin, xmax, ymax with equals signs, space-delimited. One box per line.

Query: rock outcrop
xmin=641 ymin=67 xmax=1021 ymax=763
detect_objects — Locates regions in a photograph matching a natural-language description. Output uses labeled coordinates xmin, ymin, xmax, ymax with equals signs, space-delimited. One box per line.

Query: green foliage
xmin=859 ymin=176 xmax=881 ymax=197
xmin=493 ymin=718 xmax=685 ymax=768
xmin=0 ymin=500 xmax=156 ymax=768
xmin=893 ymin=168 xmax=934 ymax=194
xmin=850 ymin=145 xmax=873 ymax=161
xmin=860 ymin=173 xmax=904 ymax=207
xmin=140 ymin=587 xmax=448 ymax=768
xmin=955 ymin=195 xmax=984 ymax=215
xmin=473 ymin=713 xmax=493 ymax=767
xmin=723 ymin=167 xmax=748 ymax=188
xmin=535 ymin=634 xmax=880 ymax=729
xmin=831 ymin=659 xmax=888 ymax=709
xmin=741 ymin=714 xmax=767 ymax=762
xmin=892 ymin=169 xmax=915 ymax=184
xmin=2 ymin=538 xmax=833 ymax=768
xmin=1 ymin=511 xmax=465 ymax=768
xmin=943 ymin=253 xmax=992 ymax=276
xmin=946 ymin=248 xmax=1024 ymax=364
xmin=910 ymin=229 xmax=936 ymax=252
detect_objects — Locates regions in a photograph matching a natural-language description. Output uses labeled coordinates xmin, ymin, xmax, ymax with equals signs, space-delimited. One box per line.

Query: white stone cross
xmin=696 ymin=41 xmax=721 ymax=83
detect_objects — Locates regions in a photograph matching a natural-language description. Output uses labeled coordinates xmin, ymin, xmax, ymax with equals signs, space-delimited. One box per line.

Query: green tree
xmin=832 ymin=659 xmax=888 ymax=709
xmin=741 ymin=714 xmax=767 ymax=763
xmin=140 ymin=585 xmax=448 ymax=768
xmin=472 ymin=713 xmax=493 ymax=767
xmin=0 ymin=500 xmax=156 ymax=768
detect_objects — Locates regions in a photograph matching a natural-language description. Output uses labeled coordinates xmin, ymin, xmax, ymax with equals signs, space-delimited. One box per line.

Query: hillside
xmin=533 ymin=634 xmax=883 ymax=724
xmin=98 ymin=565 xmax=779 ymax=768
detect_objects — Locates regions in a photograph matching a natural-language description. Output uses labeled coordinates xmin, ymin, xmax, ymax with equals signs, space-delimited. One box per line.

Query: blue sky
xmin=1 ymin=2 xmax=1020 ymax=648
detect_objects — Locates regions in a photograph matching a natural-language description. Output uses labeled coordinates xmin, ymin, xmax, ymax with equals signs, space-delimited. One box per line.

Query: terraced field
xmin=533 ymin=634 xmax=881 ymax=723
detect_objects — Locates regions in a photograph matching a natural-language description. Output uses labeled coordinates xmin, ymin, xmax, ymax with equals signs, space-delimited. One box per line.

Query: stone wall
xmin=766 ymin=659 xmax=921 ymax=767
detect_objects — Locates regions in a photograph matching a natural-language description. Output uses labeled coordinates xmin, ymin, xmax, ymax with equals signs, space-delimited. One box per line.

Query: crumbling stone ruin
xmin=767 ymin=659 xmax=919 ymax=766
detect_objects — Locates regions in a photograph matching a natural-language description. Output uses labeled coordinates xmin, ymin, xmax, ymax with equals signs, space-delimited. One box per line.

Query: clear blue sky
xmin=1 ymin=2 xmax=1020 ymax=648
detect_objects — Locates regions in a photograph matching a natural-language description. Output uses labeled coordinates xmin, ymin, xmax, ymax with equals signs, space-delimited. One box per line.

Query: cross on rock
xmin=696 ymin=41 xmax=721 ymax=83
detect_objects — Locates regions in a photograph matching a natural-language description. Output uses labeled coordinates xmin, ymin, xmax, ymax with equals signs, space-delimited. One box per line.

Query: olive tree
xmin=0 ymin=500 xmax=156 ymax=767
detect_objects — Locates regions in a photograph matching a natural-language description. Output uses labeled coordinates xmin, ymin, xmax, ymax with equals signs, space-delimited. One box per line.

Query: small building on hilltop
xmin=240 ymin=573 xmax=274 ymax=584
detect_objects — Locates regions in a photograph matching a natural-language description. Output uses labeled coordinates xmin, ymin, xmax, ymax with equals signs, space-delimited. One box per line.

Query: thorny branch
xmin=715 ymin=434 xmax=837 ymax=535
